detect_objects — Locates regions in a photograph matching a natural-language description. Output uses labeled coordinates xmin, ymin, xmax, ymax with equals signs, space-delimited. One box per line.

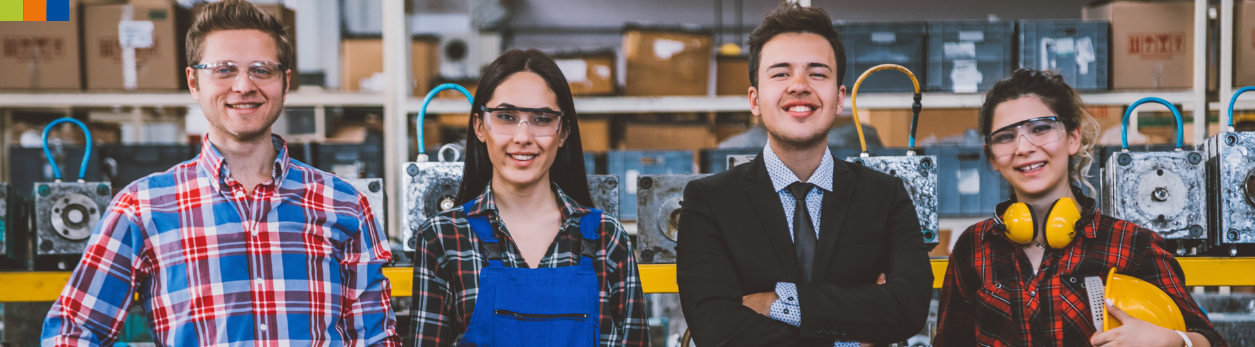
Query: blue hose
xmin=418 ymin=84 xmax=474 ymax=155
xmin=41 ymin=117 xmax=94 ymax=181
xmin=1228 ymin=86 xmax=1255 ymax=128
xmin=1121 ymin=97 xmax=1183 ymax=150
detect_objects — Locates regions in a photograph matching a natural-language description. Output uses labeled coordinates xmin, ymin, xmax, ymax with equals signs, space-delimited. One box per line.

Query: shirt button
xmin=787 ymin=296 xmax=795 ymax=301
xmin=255 ymin=278 xmax=263 ymax=286
xmin=259 ymin=323 xmax=267 ymax=331
xmin=1030 ymin=290 xmax=1037 ymax=297
xmin=783 ymin=309 xmax=790 ymax=314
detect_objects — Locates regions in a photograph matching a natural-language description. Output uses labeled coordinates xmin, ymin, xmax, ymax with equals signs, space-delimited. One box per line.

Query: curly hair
xmin=978 ymin=69 xmax=1101 ymax=194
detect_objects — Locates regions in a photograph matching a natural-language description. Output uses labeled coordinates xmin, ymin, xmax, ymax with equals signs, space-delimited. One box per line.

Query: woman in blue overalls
xmin=409 ymin=49 xmax=650 ymax=347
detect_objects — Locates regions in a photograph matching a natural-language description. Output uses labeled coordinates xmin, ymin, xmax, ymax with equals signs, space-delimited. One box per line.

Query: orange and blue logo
xmin=1 ymin=0 xmax=71 ymax=21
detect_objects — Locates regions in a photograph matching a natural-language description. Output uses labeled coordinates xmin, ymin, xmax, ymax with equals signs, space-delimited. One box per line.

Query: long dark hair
xmin=454 ymin=49 xmax=594 ymax=207
xmin=978 ymin=68 xmax=1099 ymax=193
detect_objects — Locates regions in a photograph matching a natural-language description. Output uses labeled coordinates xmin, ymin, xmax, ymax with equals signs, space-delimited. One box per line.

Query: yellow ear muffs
xmin=1043 ymin=197 xmax=1081 ymax=249
xmin=1000 ymin=197 xmax=1081 ymax=248
xmin=1001 ymin=202 xmax=1038 ymax=245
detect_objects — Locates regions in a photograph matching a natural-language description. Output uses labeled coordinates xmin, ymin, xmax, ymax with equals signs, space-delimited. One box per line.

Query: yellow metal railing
xmin=3 ymin=258 xmax=1253 ymax=302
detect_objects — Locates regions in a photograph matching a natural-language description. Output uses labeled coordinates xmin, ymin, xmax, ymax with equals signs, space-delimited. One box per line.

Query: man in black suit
xmin=676 ymin=2 xmax=934 ymax=346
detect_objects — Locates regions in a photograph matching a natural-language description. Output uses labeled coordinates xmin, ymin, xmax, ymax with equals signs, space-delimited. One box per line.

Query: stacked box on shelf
xmin=926 ymin=146 xmax=1011 ymax=217
xmin=622 ymin=24 xmax=714 ymax=96
xmin=1019 ymin=20 xmax=1110 ymax=91
xmin=606 ymin=150 xmax=694 ymax=221
xmin=1083 ymin=1 xmax=1195 ymax=89
xmin=839 ymin=21 xmax=928 ymax=93
xmin=100 ymin=145 xmax=198 ymax=191
xmin=552 ymin=50 xmax=617 ymax=96
xmin=82 ymin=1 xmax=190 ymax=91
xmin=926 ymin=21 xmax=1015 ymax=93
xmin=715 ymin=55 xmax=751 ymax=96
xmin=0 ymin=0 xmax=80 ymax=90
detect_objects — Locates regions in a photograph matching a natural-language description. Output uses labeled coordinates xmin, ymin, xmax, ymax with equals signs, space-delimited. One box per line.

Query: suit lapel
xmin=812 ymin=156 xmax=853 ymax=280
xmin=743 ymin=155 xmax=802 ymax=282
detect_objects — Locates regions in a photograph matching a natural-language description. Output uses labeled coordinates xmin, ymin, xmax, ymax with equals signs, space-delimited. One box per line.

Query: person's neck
xmin=490 ymin=173 xmax=558 ymax=214
xmin=768 ymin=137 xmax=828 ymax=182
xmin=208 ymin=130 xmax=278 ymax=193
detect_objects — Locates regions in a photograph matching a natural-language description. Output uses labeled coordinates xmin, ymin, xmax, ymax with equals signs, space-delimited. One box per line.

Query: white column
xmin=1194 ymin=0 xmax=1209 ymax=145
xmin=1221 ymin=0 xmax=1236 ymax=129
xmin=383 ymin=0 xmax=410 ymax=239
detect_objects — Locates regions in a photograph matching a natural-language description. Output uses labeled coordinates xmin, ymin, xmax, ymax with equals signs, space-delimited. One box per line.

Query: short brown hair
xmin=186 ymin=0 xmax=293 ymax=69
xmin=747 ymin=1 xmax=847 ymax=88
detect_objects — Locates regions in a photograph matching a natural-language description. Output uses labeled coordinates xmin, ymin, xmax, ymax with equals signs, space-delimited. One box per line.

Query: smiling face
xmin=473 ymin=71 xmax=569 ymax=190
xmin=749 ymin=32 xmax=845 ymax=149
xmin=187 ymin=29 xmax=289 ymax=143
xmin=989 ymin=95 xmax=1082 ymax=200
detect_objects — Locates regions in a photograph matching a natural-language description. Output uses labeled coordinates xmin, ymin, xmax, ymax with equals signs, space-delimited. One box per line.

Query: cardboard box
xmin=622 ymin=26 xmax=714 ymax=96
xmin=0 ymin=1 xmax=80 ymax=90
xmin=340 ymin=36 xmax=438 ymax=96
xmin=83 ymin=1 xmax=189 ymax=90
xmin=1236 ymin=1 xmax=1255 ymax=86
xmin=623 ymin=122 xmax=714 ymax=151
xmin=553 ymin=51 xmax=616 ymax=96
xmin=716 ymin=55 xmax=750 ymax=96
xmin=1084 ymin=1 xmax=1194 ymax=89
xmin=579 ymin=117 xmax=612 ymax=152
xmin=863 ymin=108 xmax=980 ymax=147
xmin=190 ymin=3 xmax=299 ymax=90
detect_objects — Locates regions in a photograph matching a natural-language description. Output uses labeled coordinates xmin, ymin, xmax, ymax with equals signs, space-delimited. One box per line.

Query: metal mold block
xmin=848 ymin=155 xmax=941 ymax=246
xmin=1104 ymin=150 xmax=1208 ymax=240
xmin=401 ymin=162 xmax=465 ymax=252
xmin=636 ymin=174 xmax=709 ymax=263
xmin=33 ymin=181 xmax=112 ymax=256
xmin=587 ymin=175 xmax=620 ymax=219
xmin=346 ymin=178 xmax=386 ymax=236
xmin=1207 ymin=132 xmax=1255 ymax=245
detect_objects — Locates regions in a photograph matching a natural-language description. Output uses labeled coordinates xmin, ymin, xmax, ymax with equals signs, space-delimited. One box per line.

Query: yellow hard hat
xmin=718 ymin=43 xmax=743 ymax=56
xmin=1103 ymin=268 xmax=1187 ymax=332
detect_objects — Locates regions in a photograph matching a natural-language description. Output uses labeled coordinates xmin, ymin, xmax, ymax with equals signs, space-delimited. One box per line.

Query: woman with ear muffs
xmin=932 ymin=69 xmax=1226 ymax=347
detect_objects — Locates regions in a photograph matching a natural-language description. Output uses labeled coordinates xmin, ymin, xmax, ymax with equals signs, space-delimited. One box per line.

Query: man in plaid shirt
xmin=41 ymin=1 xmax=399 ymax=345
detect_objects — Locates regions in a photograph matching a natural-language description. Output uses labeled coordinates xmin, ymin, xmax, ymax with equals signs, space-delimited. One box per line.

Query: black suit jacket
xmin=676 ymin=151 xmax=933 ymax=346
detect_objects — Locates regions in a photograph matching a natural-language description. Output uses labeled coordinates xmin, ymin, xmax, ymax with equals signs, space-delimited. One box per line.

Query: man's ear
xmin=186 ymin=67 xmax=200 ymax=101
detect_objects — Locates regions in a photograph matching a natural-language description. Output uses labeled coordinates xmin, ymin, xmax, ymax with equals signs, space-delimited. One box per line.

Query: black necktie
xmin=788 ymin=182 xmax=817 ymax=283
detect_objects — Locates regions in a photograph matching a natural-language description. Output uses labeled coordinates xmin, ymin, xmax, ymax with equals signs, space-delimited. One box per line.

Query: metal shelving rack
xmin=4 ymin=0 xmax=1253 ymax=299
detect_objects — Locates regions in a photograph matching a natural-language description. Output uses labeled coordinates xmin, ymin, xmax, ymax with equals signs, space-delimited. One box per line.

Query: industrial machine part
xmin=635 ymin=174 xmax=710 ymax=264
xmin=1206 ymin=87 xmax=1255 ymax=256
xmin=1104 ymin=98 xmax=1207 ymax=255
xmin=32 ymin=118 xmax=112 ymax=270
xmin=848 ymin=64 xmax=941 ymax=248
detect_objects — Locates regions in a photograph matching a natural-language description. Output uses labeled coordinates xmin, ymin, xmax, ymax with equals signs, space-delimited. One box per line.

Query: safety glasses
xmin=191 ymin=61 xmax=287 ymax=86
xmin=986 ymin=116 xmax=1066 ymax=159
xmin=480 ymin=105 xmax=564 ymax=137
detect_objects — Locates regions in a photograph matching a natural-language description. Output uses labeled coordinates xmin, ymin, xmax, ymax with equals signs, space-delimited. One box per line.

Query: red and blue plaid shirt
xmin=934 ymin=193 xmax=1226 ymax=347
xmin=43 ymin=135 xmax=400 ymax=347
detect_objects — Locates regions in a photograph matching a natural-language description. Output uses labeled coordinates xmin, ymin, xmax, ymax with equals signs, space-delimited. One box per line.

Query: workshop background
xmin=2 ymin=0 xmax=1255 ymax=346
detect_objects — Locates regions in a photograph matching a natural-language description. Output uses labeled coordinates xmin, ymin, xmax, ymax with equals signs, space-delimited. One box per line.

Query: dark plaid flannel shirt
xmin=934 ymin=194 xmax=1226 ymax=347
xmin=409 ymin=182 xmax=649 ymax=347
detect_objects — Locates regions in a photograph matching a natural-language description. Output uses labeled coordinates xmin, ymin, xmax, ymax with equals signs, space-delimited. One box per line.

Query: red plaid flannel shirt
xmin=934 ymin=194 xmax=1226 ymax=347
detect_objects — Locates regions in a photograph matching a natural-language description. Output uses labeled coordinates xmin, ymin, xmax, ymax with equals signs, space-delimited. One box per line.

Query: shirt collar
xmin=762 ymin=143 xmax=835 ymax=193
xmin=465 ymin=181 xmax=590 ymax=221
xmin=196 ymin=134 xmax=292 ymax=191
xmin=984 ymin=186 xmax=1101 ymax=241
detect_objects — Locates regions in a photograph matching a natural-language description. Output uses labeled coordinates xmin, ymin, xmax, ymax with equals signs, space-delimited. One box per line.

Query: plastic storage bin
xmin=1019 ymin=20 xmax=1110 ymax=91
xmin=314 ymin=143 xmax=385 ymax=179
xmin=927 ymin=21 xmax=1016 ymax=93
xmin=584 ymin=152 xmax=599 ymax=175
xmin=839 ymin=21 xmax=928 ymax=93
xmin=606 ymin=150 xmax=694 ymax=221
xmin=927 ymin=146 xmax=1011 ymax=217
xmin=700 ymin=147 xmax=760 ymax=173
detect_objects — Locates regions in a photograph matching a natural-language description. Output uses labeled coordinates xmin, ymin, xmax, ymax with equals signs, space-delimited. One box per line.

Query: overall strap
xmin=463 ymin=200 xmax=504 ymax=267
xmin=577 ymin=209 xmax=603 ymax=265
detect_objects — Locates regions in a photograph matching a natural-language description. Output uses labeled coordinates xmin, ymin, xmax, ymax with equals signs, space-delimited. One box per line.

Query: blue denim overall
xmin=458 ymin=200 xmax=602 ymax=347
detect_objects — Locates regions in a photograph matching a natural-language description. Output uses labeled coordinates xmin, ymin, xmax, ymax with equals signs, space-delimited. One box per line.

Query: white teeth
xmin=227 ymin=103 xmax=261 ymax=109
xmin=510 ymin=154 xmax=536 ymax=161
xmin=788 ymin=106 xmax=813 ymax=112
xmin=1017 ymin=162 xmax=1045 ymax=172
